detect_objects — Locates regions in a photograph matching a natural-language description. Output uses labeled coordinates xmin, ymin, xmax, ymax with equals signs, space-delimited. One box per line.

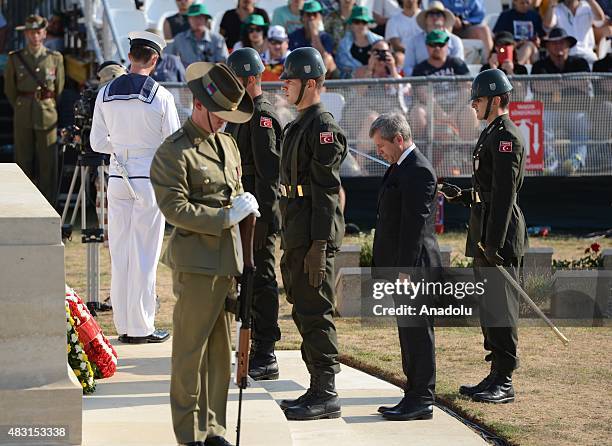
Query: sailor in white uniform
xmin=91 ymin=31 xmax=180 ymax=343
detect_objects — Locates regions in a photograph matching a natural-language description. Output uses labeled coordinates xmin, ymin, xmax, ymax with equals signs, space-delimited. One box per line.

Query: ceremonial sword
xmin=112 ymin=154 xmax=140 ymax=201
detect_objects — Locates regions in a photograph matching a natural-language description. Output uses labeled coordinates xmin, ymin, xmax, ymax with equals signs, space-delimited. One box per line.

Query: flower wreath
xmin=65 ymin=287 xmax=118 ymax=379
xmin=66 ymin=303 xmax=96 ymax=394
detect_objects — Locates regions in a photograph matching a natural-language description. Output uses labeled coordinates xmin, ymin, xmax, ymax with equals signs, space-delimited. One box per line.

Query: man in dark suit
xmin=369 ymin=113 xmax=442 ymax=421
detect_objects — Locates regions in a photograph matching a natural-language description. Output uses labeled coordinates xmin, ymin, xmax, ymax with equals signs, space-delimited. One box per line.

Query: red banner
xmin=509 ymin=101 xmax=544 ymax=171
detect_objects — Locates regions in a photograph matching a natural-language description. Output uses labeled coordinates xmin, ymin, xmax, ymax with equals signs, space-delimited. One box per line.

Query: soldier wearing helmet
xmin=447 ymin=68 xmax=528 ymax=405
xmin=277 ymin=47 xmax=347 ymax=421
xmin=226 ymin=47 xmax=283 ymax=382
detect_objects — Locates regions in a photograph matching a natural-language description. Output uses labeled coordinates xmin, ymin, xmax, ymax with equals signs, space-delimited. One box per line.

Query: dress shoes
xmin=459 ymin=367 xmax=496 ymax=397
xmin=204 ymin=436 xmax=233 ymax=446
xmin=382 ymin=400 xmax=433 ymax=421
xmin=124 ymin=329 xmax=170 ymax=344
xmin=118 ymin=334 xmax=129 ymax=343
xmin=377 ymin=397 xmax=404 ymax=414
xmin=471 ymin=374 xmax=515 ymax=404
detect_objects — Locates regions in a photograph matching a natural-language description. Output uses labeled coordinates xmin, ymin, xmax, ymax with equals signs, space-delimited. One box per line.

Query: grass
xmin=64 ymin=230 xmax=612 ymax=446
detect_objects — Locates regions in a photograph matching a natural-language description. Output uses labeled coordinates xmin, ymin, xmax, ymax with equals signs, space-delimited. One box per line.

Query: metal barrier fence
xmin=162 ymin=73 xmax=612 ymax=178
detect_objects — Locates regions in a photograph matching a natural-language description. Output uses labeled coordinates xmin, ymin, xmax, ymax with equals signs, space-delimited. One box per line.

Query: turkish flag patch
xmin=320 ymin=131 xmax=334 ymax=144
xmin=499 ymin=141 xmax=513 ymax=153
xmin=260 ymin=116 xmax=272 ymax=128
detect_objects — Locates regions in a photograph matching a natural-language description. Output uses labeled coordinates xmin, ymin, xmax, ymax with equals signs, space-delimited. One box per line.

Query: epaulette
xmin=167 ymin=128 xmax=187 ymax=143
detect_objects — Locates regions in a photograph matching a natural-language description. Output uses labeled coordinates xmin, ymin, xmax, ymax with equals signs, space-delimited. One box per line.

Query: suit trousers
xmin=170 ymin=271 xmax=233 ymax=444
xmin=281 ymin=246 xmax=340 ymax=375
xmin=14 ymin=126 xmax=57 ymax=205
xmin=107 ymin=177 xmax=164 ymax=337
xmin=473 ymin=252 xmax=520 ymax=373
xmin=252 ymin=232 xmax=281 ymax=343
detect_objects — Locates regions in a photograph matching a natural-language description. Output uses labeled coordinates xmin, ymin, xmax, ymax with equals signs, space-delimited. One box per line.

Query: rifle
xmin=477 ymin=242 xmax=569 ymax=346
xmin=235 ymin=213 xmax=256 ymax=446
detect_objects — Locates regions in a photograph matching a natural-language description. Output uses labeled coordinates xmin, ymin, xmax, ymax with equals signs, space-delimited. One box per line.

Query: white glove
xmin=224 ymin=192 xmax=260 ymax=228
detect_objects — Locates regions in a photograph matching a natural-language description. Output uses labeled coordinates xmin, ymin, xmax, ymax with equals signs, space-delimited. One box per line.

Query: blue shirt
xmin=165 ymin=29 xmax=229 ymax=67
xmin=151 ymin=54 xmax=186 ymax=82
xmin=288 ymin=28 xmax=335 ymax=54
xmin=441 ymin=0 xmax=485 ymax=24
xmin=493 ymin=9 xmax=545 ymax=40
xmin=336 ymin=31 xmax=383 ymax=76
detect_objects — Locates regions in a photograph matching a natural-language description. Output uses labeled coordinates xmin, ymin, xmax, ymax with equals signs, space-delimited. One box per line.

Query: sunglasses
xmin=269 ymin=39 xmax=284 ymax=45
xmin=304 ymin=12 xmax=319 ymax=18
xmin=352 ymin=20 xmax=368 ymax=25
xmin=427 ymin=42 xmax=447 ymax=48
xmin=248 ymin=26 xmax=263 ymax=33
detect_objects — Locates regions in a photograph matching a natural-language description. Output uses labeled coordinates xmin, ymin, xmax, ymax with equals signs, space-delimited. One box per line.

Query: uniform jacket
xmin=466 ymin=114 xmax=528 ymax=260
xmin=373 ymin=147 xmax=442 ymax=269
xmin=4 ymin=46 xmax=64 ymax=130
xmin=279 ymin=102 xmax=347 ymax=251
xmin=226 ymin=94 xmax=281 ymax=233
xmin=150 ymin=118 xmax=244 ymax=276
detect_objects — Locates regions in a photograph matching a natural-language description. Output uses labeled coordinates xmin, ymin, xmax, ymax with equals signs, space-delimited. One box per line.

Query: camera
xmin=59 ymin=86 xmax=107 ymax=163
xmin=374 ymin=49 xmax=389 ymax=61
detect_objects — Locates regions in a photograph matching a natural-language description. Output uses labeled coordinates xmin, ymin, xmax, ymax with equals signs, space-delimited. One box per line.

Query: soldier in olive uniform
xmin=447 ymin=69 xmax=527 ymax=404
xmin=226 ymin=48 xmax=282 ymax=381
xmin=277 ymin=47 xmax=348 ymax=421
xmin=4 ymin=15 xmax=64 ymax=205
xmin=150 ymin=62 xmax=258 ymax=446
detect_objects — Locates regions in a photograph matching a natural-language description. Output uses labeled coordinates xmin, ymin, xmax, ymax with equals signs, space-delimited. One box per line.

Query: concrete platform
xmin=83 ymin=340 xmax=487 ymax=446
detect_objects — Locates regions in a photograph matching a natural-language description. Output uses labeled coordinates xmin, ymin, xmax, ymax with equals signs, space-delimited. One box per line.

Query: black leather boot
xmin=284 ymin=374 xmax=341 ymax=421
xmin=248 ymin=341 xmax=279 ymax=381
xmin=472 ymin=373 xmax=515 ymax=404
xmin=459 ymin=364 xmax=497 ymax=397
xmin=280 ymin=375 xmax=315 ymax=410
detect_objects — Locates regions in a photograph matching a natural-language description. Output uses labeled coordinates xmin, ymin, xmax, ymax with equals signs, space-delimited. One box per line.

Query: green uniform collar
xmin=26 ymin=45 xmax=46 ymax=58
xmin=184 ymin=117 xmax=211 ymax=145
xmin=484 ymin=113 xmax=508 ymax=135
xmin=297 ymin=102 xmax=324 ymax=119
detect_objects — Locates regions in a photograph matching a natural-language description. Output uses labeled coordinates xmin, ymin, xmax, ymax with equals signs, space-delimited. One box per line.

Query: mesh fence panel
xmin=163 ymin=73 xmax=612 ymax=178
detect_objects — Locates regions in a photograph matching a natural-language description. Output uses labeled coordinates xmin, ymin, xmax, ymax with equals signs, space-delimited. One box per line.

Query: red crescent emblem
xmin=499 ymin=141 xmax=513 ymax=152
xmin=320 ymin=131 xmax=334 ymax=144
xmin=260 ymin=117 xmax=272 ymax=128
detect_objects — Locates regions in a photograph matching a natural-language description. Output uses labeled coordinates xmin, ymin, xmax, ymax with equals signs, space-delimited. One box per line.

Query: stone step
xmin=83 ymin=338 xmax=293 ymax=446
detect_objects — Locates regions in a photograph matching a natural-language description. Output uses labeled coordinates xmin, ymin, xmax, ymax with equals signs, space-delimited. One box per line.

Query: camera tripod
xmin=61 ymin=153 xmax=111 ymax=314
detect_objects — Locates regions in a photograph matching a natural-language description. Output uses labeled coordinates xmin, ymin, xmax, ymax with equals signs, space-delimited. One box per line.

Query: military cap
xmin=16 ymin=15 xmax=48 ymax=31
xmin=128 ymin=30 xmax=166 ymax=55
xmin=186 ymin=62 xmax=254 ymax=123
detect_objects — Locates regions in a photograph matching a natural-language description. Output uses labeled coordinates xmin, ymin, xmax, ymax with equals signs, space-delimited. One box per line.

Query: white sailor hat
xmin=128 ymin=30 xmax=166 ymax=55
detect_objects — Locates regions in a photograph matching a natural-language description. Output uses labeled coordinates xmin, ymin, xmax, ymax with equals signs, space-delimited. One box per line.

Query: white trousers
xmin=107 ymin=176 xmax=164 ymax=337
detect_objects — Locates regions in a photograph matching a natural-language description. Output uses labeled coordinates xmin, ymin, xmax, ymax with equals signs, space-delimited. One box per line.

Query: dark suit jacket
xmin=373 ymin=147 xmax=442 ymax=270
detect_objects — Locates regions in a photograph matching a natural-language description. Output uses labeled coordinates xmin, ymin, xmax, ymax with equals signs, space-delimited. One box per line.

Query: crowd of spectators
xmin=151 ymin=0 xmax=610 ymax=174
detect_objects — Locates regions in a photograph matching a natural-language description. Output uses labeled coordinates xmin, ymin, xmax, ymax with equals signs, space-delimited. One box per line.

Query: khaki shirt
xmin=150 ymin=118 xmax=245 ymax=276
xmin=4 ymin=46 xmax=64 ymax=130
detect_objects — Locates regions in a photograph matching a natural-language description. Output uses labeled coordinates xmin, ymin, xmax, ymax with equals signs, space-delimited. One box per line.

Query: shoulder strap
xmin=14 ymin=51 xmax=46 ymax=90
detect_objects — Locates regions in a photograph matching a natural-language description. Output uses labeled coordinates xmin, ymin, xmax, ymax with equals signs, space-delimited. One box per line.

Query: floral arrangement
xmin=65 ymin=287 xmax=118 ymax=379
xmin=66 ymin=303 xmax=96 ymax=394
xmin=553 ymin=243 xmax=604 ymax=269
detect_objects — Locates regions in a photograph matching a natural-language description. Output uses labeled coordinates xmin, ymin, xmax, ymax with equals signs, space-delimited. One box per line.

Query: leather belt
xmin=17 ymin=89 xmax=55 ymax=100
xmin=280 ymin=184 xmax=311 ymax=197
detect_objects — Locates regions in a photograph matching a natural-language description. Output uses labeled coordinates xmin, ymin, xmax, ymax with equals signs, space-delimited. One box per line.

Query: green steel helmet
xmin=280 ymin=47 xmax=327 ymax=80
xmin=470 ymin=68 xmax=513 ymax=101
xmin=227 ymin=47 xmax=265 ymax=77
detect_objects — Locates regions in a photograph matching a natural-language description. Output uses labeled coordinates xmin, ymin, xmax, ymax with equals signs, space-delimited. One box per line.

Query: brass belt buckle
xmin=296 ymin=185 xmax=303 ymax=197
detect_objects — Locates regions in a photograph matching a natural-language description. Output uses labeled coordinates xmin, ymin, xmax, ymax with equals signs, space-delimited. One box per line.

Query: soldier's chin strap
xmin=483 ymin=96 xmax=494 ymax=120
xmin=294 ymin=79 xmax=309 ymax=106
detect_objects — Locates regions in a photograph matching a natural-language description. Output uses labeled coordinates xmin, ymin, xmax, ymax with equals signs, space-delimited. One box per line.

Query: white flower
xmin=66 ymin=322 xmax=72 ymax=330
xmin=75 ymin=345 xmax=82 ymax=353
xmin=77 ymin=353 xmax=83 ymax=360
xmin=71 ymin=333 xmax=78 ymax=343
xmin=80 ymin=362 xmax=87 ymax=370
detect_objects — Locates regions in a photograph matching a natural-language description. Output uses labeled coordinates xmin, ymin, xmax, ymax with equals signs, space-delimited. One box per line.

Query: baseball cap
xmin=267 ymin=25 xmax=288 ymax=42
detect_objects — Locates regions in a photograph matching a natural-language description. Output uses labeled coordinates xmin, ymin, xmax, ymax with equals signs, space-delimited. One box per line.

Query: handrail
xmin=101 ymin=0 xmax=127 ymax=63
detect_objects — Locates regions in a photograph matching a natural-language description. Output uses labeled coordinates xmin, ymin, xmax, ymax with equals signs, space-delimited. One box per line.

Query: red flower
xmin=591 ymin=243 xmax=600 ymax=253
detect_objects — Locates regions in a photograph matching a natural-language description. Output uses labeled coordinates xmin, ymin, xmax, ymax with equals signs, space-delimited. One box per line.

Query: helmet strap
xmin=483 ymin=96 xmax=494 ymax=120
xmin=294 ymin=79 xmax=308 ymax=106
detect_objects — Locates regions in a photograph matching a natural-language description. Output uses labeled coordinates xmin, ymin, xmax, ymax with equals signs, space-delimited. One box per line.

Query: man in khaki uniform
xmin=150 ymin=62 xmax=257 ymax=446
xmin=4 ymin=15 xmax=64 ymax=205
